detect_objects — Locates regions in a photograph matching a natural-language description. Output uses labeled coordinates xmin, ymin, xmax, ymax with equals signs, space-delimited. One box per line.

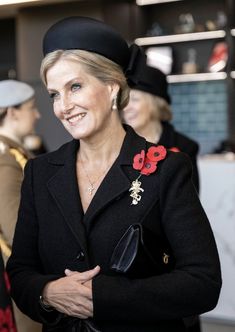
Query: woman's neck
xmin=136 ymin=121 xmax=163 ymax=144
xmin=78 ymin=122 xmax=126 ymax=166
xmin=0 ymin=127 xmax=22 ymax=145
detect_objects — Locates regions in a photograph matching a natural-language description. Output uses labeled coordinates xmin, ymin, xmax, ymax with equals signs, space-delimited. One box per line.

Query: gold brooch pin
xmin=129 ymin=177 xmax=144 ymax=205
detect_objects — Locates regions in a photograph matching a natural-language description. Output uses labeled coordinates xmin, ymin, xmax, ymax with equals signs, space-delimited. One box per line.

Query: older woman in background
xmin=122 ymin=65 xmax=199 ymax=192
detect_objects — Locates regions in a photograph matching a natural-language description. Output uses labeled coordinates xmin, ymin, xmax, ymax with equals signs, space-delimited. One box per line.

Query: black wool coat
xmin=7 ymin=126 xmax=221 ymax=332
xmin=158 ymin=122 xmax=199 ymax=192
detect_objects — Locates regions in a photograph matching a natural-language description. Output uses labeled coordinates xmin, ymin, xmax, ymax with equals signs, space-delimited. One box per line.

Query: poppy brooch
xmin=129 ymin=145 xmax=167 ymax=205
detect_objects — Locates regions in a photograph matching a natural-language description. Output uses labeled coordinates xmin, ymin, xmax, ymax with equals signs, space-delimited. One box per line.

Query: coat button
xmin=76 ymin=251 xmax=85 ymax=261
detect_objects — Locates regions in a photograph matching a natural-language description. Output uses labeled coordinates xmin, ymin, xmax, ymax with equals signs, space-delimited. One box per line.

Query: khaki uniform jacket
xmin=0 ymin=135 xmax=42 ymax=332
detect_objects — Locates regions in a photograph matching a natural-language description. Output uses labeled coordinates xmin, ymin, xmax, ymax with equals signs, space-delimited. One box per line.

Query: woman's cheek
xmin=53 ymin=106 xmax=62 ymax=119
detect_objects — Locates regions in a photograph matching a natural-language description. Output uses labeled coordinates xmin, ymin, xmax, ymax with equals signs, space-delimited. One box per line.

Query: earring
xmin=112 ymin=96 xmax=118 ymax=111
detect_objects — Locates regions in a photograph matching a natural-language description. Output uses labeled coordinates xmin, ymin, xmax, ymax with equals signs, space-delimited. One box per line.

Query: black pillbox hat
xmin=43 ymin=16 xmax=130 ymax=71
xmin=132 ymin=65 xmax=171 ymax=104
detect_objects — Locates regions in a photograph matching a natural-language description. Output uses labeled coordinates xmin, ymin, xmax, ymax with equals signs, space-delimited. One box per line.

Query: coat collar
xmin=158 ymin=121 xmax=175 ymax=148
xmin=83 ymin=126 xmax=147 ymax=228
xmin=46 ymin=125 xmax=149 ymax=237
xmin=46 ymin=139 xmax=88 ymax=254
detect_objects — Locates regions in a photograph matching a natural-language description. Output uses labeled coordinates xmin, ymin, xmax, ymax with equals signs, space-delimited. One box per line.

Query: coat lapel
xmin=47 ymin=140 xmax=88 ymax=252
xmin=83 ymin=126 xmax=147 ymax=230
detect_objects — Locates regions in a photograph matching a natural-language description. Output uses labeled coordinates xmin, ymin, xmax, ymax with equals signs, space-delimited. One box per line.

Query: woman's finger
xmin=64 ymin=265 xmax=100 ymax=281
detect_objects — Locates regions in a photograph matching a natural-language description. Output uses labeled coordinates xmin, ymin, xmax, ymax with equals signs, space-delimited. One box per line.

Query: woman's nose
xmin=123 ymin=103 xmax=132 ymax=114
xmin=123 ymin=104 xmax=129 ymax=112
xmin=61 ymin=96 xmax=74 ymax=114
xmin=35 ymin=109 xmax=41 ymax=119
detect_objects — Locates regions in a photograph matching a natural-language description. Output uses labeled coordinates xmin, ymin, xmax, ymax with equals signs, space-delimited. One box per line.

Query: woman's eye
xmin=71 ymin=83 xmax=81 ymax=92
xmin=49 ymin=92 xmax=59 ymax=100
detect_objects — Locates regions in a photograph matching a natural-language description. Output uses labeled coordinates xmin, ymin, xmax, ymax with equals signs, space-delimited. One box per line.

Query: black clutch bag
xmin=110 ymin=224 xmax=174 ymax=278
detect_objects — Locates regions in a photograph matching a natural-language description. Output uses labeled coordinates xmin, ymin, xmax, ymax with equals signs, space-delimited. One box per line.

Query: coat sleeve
xmin=6 ymin=160 xmax=63 ymax=325
xmin=92 ymin=152 xmax=221 ymax=323
xmin=185 ymin=141 xmax=200 ymax=193
xmin=191 ymin=153 xmax=200 ymax=193
xmin=174 ymin=131 xmax=200 ymax=193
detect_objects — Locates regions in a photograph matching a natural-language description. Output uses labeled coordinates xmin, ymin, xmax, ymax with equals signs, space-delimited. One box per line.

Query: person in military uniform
xmin=122 ymin=65 xmax=200 ymax=192
xmin=0 ymin=79 xmax=42 ymax=332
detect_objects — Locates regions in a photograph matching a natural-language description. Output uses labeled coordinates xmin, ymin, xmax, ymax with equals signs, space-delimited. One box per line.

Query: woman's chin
xmin=70 ymin=129 xmax=93 ymax=141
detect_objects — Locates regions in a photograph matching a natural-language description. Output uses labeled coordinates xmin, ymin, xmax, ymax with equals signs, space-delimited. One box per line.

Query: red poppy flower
xmin=133 ymin=145 xmax=167 ymax=177
xmin=147 ymin=145 xmax=167 ymax=162
xmin=140 ymin=158 xmax=157 ymax=176
xmin=169 ymin=147 xmax=180 ymax=152
xmin=133 ymin=149 xmax=145 ymax=170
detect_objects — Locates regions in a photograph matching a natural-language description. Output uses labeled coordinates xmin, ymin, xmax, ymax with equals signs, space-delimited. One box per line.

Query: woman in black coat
xmin=122 ymin=66 xmax=199 ymax=192
xmin=7 ymin=17 xmax=221 ymax=332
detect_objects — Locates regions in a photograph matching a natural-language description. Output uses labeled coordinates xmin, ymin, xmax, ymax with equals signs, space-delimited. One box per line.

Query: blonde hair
xmin=40 ymin=49 xmax=130 ymax=110
xmin=150 ymin=95 xmax=172 ymax=122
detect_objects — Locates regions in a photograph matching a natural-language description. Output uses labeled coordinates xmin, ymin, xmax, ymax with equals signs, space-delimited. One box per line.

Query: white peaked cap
xmin=0 ymin=79 xmax=35 ymax=108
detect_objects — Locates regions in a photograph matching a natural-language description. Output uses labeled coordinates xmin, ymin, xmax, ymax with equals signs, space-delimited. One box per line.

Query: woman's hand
xmin=42 ymin=266 xmax=100 ymax=318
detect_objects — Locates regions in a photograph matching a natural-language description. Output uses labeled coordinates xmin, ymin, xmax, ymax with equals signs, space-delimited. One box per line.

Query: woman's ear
xmin=109 ymin=83 xmax=120 ymax=100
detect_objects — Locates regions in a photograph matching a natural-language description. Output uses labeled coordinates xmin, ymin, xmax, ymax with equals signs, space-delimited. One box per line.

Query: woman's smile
xmin=123 ymin=110 xmax=138 ymax=122
xmin=66 ymin=112 xmax=86 ymax=125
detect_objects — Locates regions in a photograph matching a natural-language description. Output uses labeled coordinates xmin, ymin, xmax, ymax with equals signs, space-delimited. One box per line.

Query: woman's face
xmin=122 ymin=89 xmax=157 ymax=132
xmin=46 ymin=57 xmax=117 ymax=140
xmin=16 ymin=98 xmax=41 ymax=138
